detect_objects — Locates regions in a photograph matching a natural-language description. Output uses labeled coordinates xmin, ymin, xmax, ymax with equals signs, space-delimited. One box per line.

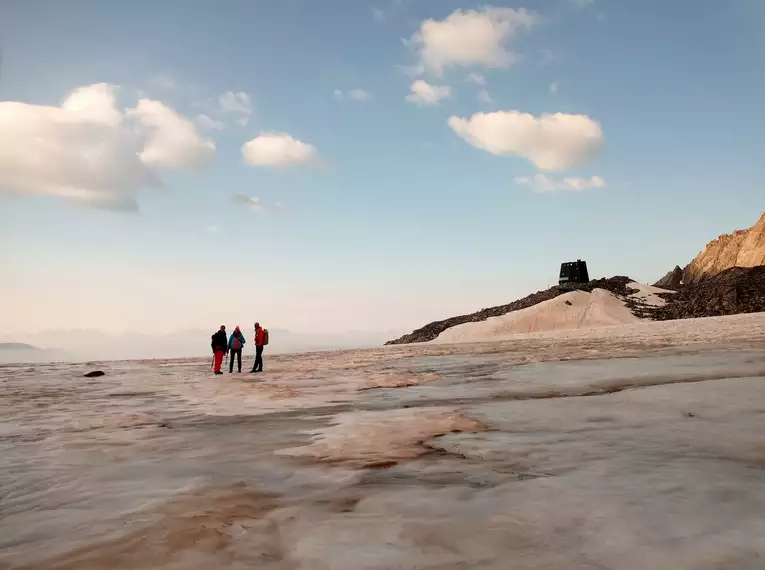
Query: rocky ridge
xmin=682 ymin=211 xmax=765 ymax=284
xmin=653 ymin=266 xmax=684 ymax=290
xmin=385 ymin=277 xmax=638 ymax=345
xmin=650 ymin=266 xmax=765 ymax=320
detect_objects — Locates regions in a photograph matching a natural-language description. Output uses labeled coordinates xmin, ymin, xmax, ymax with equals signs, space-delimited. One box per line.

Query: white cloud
xmin=467 ymin=72 xmax=486 ymax=85
xmin=219 ymin=91 xmax=251 ymax=123
xmin=406 ymin=79 xmax=451 ymax=106
xmin=195 ymin=113 xmax=224 ymax=130
xmin=477 ymin=89 xmax=494 ymax=104
xmin=409 ymin=7 xmax=537 ymax=74
xmin=334 ymin=88 xmax=372 ymax=102
xmin=59 ymin=82 xmax=124 ymax=126
xmin=549 ymin=82 xmax=559 ymax=94
xmin=0 ymin=83 xmax=214 ymax=211
xmin=515 ymin=173 xmax=606 ymax=193
xmin=128 ymin=99 xmax=215 ymax=170
xmin=242 ymin=132 xmax=318 ymax=168
xmin=372 ymin=7 xmax=385 ymax=22
xmin=448 ymin=110 xmax=603 ymax=171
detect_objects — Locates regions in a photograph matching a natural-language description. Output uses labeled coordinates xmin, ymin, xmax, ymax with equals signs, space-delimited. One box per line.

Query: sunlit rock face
xmin=684 ymin=211 xmax=765 ymax=284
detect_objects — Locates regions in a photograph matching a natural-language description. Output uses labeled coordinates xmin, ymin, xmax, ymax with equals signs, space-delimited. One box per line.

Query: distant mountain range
xmin=0 ymin=342 xmax=60 ymax=364
xmin=0 ymin=327 xmax=407 ymax=362
xmin=0 ymin=342 xmax=40 ymax=351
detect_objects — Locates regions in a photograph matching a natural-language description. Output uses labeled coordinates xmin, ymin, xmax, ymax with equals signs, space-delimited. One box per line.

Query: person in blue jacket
xmin=228 ymin=326 xmax=246 ymax=373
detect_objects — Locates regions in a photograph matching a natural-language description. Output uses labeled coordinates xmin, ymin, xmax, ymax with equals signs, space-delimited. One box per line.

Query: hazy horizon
xmin=0 ymin=326 xmax=410 ymax=362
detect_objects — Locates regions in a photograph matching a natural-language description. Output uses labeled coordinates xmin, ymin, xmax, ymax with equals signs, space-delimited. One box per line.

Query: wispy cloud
xmin=467 ymin=73 xmax=487 ymax=85
xmin=333 ymin=88 xmax=372 ymax=102
xmin=477 ymin=89 xmax=494 ymax=104
xmin=406 ymin=80 xmax=452 ymax=106
xmin=149 ymin=73 xmax=176 ymax=91
xmin=195 ymin=114 xmax=224 ymax=130
xmin=232 ymin=193 xmax=285 ymax=214
xmin=233 ymin=193 xmax=266 ymax=213
xmin=395 ymin=62 xmax=426 ymax=78
xmin=549 ymin=82 xmax=559 ymax=94
xmin=219 ymin=91 xmax=251 ymax=125
xmin=515 ymin=174 xmax=606 ymax=194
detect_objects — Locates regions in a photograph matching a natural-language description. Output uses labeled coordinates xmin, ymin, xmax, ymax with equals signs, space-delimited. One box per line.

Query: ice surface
xmin=2 ymin=312 xmax=765 ymax=569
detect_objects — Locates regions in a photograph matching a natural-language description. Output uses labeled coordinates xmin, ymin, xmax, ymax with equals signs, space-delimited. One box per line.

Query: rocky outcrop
xmin=653 ymin=266 xmax=684 ymax=289
xmin=385 ymin=277 xmax=637 ymax=345
xmin=650 ymin=266 xmax=765 ymax=320
xmin=683 ymin=212 xmax=765 ymax=284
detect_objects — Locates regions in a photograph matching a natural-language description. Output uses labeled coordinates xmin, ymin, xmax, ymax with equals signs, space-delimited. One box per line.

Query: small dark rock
xmin=83 ymin=371 xmax=105 ymax=378
xmin=564 ymin=300 xmax=573 ymax=306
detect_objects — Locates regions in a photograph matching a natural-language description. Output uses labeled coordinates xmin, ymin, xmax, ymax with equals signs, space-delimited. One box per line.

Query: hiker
xmin=210 ymin=325 xmax=228 ymax=375
xmin=228 ymin=326 xmax=246 ymax=373
xmin=250 ymin=322 xmax=267 ymax=373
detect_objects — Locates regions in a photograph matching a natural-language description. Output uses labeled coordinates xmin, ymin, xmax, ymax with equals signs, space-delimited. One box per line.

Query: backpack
xmin=262 ymin=328 xmax=269 ymax=346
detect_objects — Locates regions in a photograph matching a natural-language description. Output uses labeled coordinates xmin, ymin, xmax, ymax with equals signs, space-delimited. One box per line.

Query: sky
xmin=1 ymin=0 xmax=764 ymax=342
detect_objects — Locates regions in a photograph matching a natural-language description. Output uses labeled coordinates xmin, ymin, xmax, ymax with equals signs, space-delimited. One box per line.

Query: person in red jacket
xmin=250 ymin=322 xmax=265 ymax=373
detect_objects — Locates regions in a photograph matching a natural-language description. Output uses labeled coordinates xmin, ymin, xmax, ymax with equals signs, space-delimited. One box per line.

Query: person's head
xmin=234 ymin=326 xmax=241 ymax=334
xmin=220 ymin=325 xmax=226 ymax=332
xmin=254 ymin=322 xmax=260 ymax=329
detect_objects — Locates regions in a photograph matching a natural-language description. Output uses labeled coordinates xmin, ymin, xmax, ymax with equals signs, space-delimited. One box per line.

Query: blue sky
xmin=1 ymin=0 xmax=764 ymax=337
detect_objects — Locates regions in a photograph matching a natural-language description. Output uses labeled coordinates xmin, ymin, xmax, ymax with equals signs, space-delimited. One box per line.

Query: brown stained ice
xmin=3 ymin=312 xmax=765 ymax=569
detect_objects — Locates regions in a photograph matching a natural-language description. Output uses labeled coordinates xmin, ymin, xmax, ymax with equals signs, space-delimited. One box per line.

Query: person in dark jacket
xmin=228 ymin=326 xmax=246 ymax=373
xmin=210 ymin=325 xmax=228 ymax=375
xmin=250 ymin=322 xmax=265 ymax=373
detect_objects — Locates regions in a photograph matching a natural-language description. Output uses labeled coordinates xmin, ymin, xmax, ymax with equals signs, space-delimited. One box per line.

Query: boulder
xmin=83 ymin=370 xmax=105 ymax=378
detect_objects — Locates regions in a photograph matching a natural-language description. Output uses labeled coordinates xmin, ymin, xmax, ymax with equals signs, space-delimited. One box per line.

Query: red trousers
xmin=213 ymin=350 xmax=225 ymax=373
